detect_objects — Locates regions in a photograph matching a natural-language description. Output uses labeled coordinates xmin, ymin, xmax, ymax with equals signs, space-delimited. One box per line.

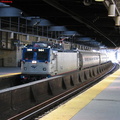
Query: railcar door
xmin=79 ymin=52 xmax=83 ymax=69
xmin=51 ymin=51 xmax=58 ymax=75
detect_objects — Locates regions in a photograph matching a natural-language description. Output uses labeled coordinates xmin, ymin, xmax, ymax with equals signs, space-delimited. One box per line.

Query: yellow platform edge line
xmin=0 ymin=72 xmax=21 ymax=77
xmin=39 ymin=69 xmax=120 ymax=120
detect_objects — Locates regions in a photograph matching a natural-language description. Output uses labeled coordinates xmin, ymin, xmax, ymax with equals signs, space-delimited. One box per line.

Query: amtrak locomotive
xmin=21 ymin=42 xmax=109 ymax=80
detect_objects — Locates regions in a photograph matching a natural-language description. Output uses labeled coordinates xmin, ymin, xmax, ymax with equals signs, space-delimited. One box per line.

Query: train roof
xmin=24 ymin=41 xmax=64 ymax=50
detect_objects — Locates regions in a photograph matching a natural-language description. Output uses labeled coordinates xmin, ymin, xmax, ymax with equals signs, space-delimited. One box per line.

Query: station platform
xmin=0 ymin=67 xmax=21 ymax=76
xmin=40 ymin=68 xmax=120 ymax=120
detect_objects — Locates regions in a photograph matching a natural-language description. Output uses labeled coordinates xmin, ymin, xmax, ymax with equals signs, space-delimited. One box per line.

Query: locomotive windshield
xmin=24 ymin=52 xmax=33 ymax=60
xmin=37 ymin=51 xmax=48 ymax=61
xmin=23 ymin=48 xmax=49 ymax=61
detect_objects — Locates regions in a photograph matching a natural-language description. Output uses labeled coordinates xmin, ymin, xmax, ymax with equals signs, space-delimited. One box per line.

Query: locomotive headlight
xmin=32 ymin=60 xmax=37 ymax=64
xmin=24 ymin=67 xmax=27 ymax=71
xmin=43 ymin=67 xmax=47 ymax=71
xmin=27 ymin=49 xmax=32 ymax=51
xmin=38 ymin=49 xmax=44 ymax=52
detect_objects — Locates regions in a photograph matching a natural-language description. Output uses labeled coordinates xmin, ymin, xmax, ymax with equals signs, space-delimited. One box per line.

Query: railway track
xmin=7 ymin=62 xmax=118 ymax=120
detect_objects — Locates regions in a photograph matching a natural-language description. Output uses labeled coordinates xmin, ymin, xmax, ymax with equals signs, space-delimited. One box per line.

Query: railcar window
xmin=37 ymin=52 xmax=48 ymax=61
xmin=24 ymin=52 xmax=33 ymax=60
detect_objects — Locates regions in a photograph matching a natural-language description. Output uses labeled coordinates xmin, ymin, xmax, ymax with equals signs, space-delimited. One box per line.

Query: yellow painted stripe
xmin=39 ymin=69 xmax=120 ymax=120
xmin=0 ymin=72 xmax=21 ymax=78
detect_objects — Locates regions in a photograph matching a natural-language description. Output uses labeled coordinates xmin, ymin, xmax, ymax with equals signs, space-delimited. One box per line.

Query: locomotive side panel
xmin=56 ymin=52 xmax=79 ymax=75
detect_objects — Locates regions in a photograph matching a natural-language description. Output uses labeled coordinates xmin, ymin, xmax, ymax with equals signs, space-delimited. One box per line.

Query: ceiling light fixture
xmin=108 ymin=4 xmax=116 ymax=17
xmin=95 ymin=0 xmax=104 ymax=2
xmin=115 ymin=16 xmax=120 ymax=26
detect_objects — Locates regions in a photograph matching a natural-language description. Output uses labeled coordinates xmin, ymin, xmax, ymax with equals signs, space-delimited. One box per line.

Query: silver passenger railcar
xmin=79 ymin=51 xmax=100 ymax=69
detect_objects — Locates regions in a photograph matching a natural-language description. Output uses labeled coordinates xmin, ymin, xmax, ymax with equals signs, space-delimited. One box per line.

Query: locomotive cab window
xmin=24 ymin=52 xmax=33 ymax=60
xmin=37 ymin=51 xmax=48 ymax=61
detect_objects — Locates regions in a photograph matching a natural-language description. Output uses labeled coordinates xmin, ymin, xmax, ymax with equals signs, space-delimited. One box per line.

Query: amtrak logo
xmin=31 ymin=65 xmax=37 ymax=68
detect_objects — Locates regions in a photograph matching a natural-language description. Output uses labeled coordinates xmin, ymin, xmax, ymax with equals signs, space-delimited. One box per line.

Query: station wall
xmin=0 ymin=31 xmax=48 ymax=67
xmin=0 ymin=50 xmax=16 ymax=67
xmin=0 ymin=31 xmax=92 ymax=67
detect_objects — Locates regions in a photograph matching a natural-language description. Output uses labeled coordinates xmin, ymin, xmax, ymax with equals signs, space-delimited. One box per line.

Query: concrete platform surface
xmin=71 ymin=73 xmax=120 ymax=120
xmin=39 ymin=69 xmax=120 ymax=120
xmin=0 ymin=67 xmax=21 ymax=75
